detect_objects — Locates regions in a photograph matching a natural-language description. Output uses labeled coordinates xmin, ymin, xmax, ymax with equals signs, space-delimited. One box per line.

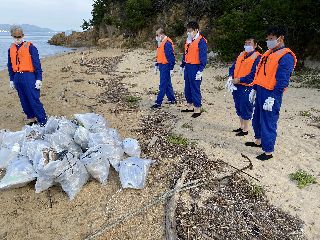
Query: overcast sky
xmin=0 ymin=0 xmax=93 ymax=31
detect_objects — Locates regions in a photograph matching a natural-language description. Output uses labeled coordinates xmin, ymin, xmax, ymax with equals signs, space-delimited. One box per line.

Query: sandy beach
xmin=0 ymin=47 xmax=319 ymax=240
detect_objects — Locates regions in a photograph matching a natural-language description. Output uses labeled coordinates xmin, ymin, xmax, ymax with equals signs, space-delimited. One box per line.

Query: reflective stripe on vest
xmin=156 ymin=37 xmax=174 ymax=64
xmin=184 ymin=35 xmax=207 ymax=64
xmin=252 ymin=48 xmax=297 ymax=90
xmin=9 ymin=42 xmax=35 ymax=72
xmin=234 ymin=51 xmax=262 ymax=86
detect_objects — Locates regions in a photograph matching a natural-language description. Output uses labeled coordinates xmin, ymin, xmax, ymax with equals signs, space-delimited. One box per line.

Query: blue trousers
xmin=232 ymin=85 xmax=254 ymax=120
xmin=184 ymin=64 xmax=202 ymax=108
xmin=156 ymin=64 xmax=175 ymax=105
xmin=252 ymin=86 xmax=283 ymax=152
xmin=13 ymin=72 xmax=47 ymax=125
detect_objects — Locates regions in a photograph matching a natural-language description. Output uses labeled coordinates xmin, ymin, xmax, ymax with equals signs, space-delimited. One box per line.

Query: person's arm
xmin=164 ymin=42 xmax=175 ymax=70
xmin=7 ymin=49 xmax=15 ymax=81
xmin=198 ymin=38 xmax=207 ymax=72
xmin=229 ymin=62 xmax=236 ymax=78
xmin=29 ymin=44 xmax=43 ymax=80
xmin=239 ymin=55 xmax=261 ymax=84
xmin=273 ymin=53 xmax=295 ymax=96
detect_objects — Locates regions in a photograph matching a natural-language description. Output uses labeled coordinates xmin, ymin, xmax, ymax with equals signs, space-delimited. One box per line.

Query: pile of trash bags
xmin=0 ymin=113 xmax=153 ymax=200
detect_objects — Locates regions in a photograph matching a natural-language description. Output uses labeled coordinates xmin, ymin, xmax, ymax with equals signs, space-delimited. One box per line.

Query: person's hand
xmin=232 ymin=78 xmax=240 ymax=84
xmin=225 ymin=77 xmax=237 ymax=92
xmin=195 ymin=71 xmax=202 ymax=81
xmin=35 ymin=80 xmax=42 ymax=89
xmin=170 ymin=70 xmax=174 ymax=77
xmin=263 ymin=97 xmax=275 ymax=111
xmin=179 ymin=67 xmax=184 ymax=76
xmin=10 ymin=81 xmax=15 ymax=90
xmin=249 ymin=89 xmax=257 ymax=104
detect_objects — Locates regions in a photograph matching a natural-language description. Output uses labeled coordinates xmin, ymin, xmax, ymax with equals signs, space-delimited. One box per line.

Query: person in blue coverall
xmin=180 ymin=21 xmax=207 ymax=118
xmin=7 ymin=25 xmax=47 ymax=126
xmin=246 ymin=26 xmax=296 ymax=161
xmin=151 ymin=28 xmax=176 ymax=108
xmin=228 ymin=36 xmax=261 ymax=136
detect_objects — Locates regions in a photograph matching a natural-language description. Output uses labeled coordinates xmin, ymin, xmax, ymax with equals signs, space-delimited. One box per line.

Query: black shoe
xmin=26 ymin=121 xmax=38 ymax=126
xmin=191 ymin=112 xmax=201 ymax=118
xmin=169 ymin=100 xmax=177 ymax=105
xmin=236 ymin=131 xmax=248 ymax=136
xmin=232 ymin=128 xmax=243 ymax=132
xmin=256 ymin=153 xmax=273 ymax=161
xmin=181 ymin=109 xmax=194 ymax=113
xmin=151 ymin=104 xmax=161 ymax=109
xmin=245 ymin=142 xmax=262 ymax=148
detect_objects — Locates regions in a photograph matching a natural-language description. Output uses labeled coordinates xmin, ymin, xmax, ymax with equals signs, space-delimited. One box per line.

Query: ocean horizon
xmin=0 ymin=32 xmax=73 ymax=71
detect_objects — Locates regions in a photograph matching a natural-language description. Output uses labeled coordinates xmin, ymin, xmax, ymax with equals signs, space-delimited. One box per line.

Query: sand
xmin=0 ymin=47 xmax=319 ymax=240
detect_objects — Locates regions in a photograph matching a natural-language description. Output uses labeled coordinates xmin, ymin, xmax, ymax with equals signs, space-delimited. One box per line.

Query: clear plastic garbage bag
xmin=0 ymin=143 xmax=20 ymax=169
xmin=122 ymin=138 xmax=141 ymax=157
xmin=74 ymin=113 xmax=108 ymax=133
xmin=44 ymin=116 xmax=61 ymax=134
xmin=23 ymin=125 xmax=45 ymax=140
xmin=74 ymin=126 xmax=90 ymax=151
xmin=57 ymin=118 xmax=77 ymax=137
xmin=0 ymin=130 xmax=26 ymax=148
xmin=0 ymin=157 xmax=37 ymax=190
xmin=88 ymin=128 xmax=122 ymax=148
xmin=119 ymin=157 xmax=153 ymax=189
xmin=80 ymin=145 xmax=111 ymax=184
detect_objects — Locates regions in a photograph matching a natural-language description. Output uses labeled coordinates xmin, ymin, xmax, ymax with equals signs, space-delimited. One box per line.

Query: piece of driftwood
xmin=165 ymin=169 xmax=188 ymax=240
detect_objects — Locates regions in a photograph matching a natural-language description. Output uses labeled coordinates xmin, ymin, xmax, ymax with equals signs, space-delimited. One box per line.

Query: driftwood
xmin=165 ymin=169 xmax=188 ymax=240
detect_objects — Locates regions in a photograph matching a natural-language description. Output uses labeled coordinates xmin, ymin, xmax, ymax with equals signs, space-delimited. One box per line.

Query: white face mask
xmin=244 ymin=45 xmax=254 ymax=53
xmin=13 ymin=37 xmax=23 ymax=45
xmin=266 ymin=37 xmax=280 ymax=50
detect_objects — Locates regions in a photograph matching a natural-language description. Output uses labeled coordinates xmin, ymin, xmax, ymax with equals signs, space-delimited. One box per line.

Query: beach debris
xmin=0 ymin=113 xmax=153 ymax=200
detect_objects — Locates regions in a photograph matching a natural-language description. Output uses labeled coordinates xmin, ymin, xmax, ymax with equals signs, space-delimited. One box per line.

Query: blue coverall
xmin=181 ymin=38 xmax=207 ymax=108
xmin=155 ymin=41 xmax=176 ymax=105
xmin=229 ymin=51 xmax=261 ymax=120
xmin=252 ymin=47 xmax=295 ymax=152
xmin=8 ymin=42 xmax=47 ymax=125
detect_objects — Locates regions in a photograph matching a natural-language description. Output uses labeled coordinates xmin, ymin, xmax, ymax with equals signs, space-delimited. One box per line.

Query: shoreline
xmin=0 ymin=47 xmax=319 ymax=239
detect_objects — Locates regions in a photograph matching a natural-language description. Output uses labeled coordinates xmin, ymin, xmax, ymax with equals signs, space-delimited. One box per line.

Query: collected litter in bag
xmin=80 ymin=145 xmax=111 ymax=184
xmin=20 ymin=140 xmax=51 ymax=164
xmin=0 ymin=130 xmax=26 ymax=148
xmin=35 ymin=150 xmax=74 ymax=193
xmin=74 ymin=113 xmax=108 ymax=133
xmin=119 ymin=157 xmax=153 ymax=189
xmin=57 ymin=118 xmax=77 ymax=137
xmin=74 ymin=126 xmax=90 ymax=150
xmin=44 ymin=132 xmax=74 ymax=152
xmin=23 ymin=125 xmax=45 ymax=140
xmin=55 ymin=154 xmax=89 ymax=200
xmin=122 ymin=138 xmax=141 ymax=157
xmin=88 ymin=128 xmax=122 ymax=148
xmin=0 ymin=157 xmax=37 ymax=190
xmin=44 ymin=116 xmax=61 ymax=134
xmin=0 ymin=143 xmax=20 ymax=169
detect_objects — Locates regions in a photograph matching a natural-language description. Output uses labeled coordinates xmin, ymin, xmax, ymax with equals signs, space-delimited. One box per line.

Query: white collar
xmin=193 ymin=32 xmax=200 ymax=41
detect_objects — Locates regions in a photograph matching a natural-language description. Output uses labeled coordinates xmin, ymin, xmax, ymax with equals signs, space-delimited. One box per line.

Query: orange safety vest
xmin=234 ymin=51 xmax=261 ymax=86
xmin=9 ymin=42 xmax=35 ymax=72
xmin=156 ymin=37 xmax=174 ymax=64
xmin=252 ymin=48 xmax=297 ymax=90
xmin=184 ymin=35 xmax=207 ymax=64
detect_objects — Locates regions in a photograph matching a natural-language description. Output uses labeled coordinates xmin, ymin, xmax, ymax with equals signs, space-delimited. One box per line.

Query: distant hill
xmin=0 ymin=24 xmax=56 ymax=33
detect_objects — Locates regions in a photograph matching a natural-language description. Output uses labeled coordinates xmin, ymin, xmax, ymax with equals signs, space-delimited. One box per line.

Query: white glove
xmin=179 ymin=67 xmax=184 ymax=76
xmin=170 ymin=70 xmax=174 ymax=77
xmin=153 ymin=62 xmax=159 ymax=75
xmin=10 ymin=81 xmax=15 ymax=90
xmin=249 ymin=89 xmax=256 ymax=104
xmin=225 ymin=76 xmax=237 ymax=92
xmin=35 ymin=80 xmax=42 ymax=89
xmin=195 ymin=71 xmax=203 ymax=81
xmin=263 ymin=97 xmax=275 ymax=111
